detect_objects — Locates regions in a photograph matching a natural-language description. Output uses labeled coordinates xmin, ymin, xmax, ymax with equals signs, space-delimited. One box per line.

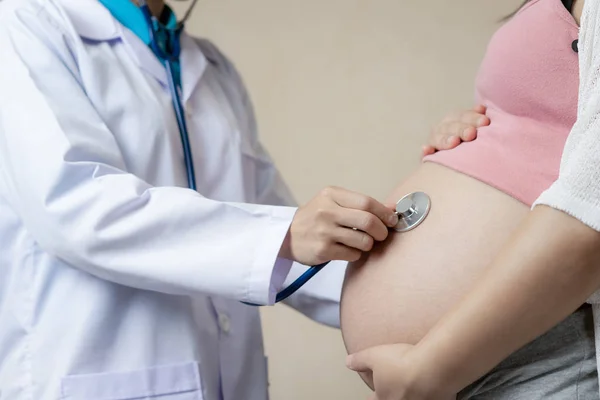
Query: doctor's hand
xmin=423 ymin=104 xmax=490 ymax=156
xmin=280 ymin=187 xmax=398 ymax=265
xmin=347 ymin=344 xmax=457 ymax=400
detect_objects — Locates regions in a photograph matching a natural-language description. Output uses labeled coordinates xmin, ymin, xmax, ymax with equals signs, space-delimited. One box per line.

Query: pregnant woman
xmin=341 ymin=0 xmax=600 ymax=398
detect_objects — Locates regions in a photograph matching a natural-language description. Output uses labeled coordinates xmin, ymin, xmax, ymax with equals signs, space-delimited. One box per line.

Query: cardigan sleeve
xmin=533 ymin=0 xmax=600 ymax=232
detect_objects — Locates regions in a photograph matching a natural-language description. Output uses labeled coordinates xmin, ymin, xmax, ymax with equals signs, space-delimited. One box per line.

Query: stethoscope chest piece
xmin=393 ymin=191 xmax=431 ymax=232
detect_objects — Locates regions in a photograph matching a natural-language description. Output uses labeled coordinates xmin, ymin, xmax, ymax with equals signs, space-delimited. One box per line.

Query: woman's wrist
xmin=400 ymin=343 xmax=462 ymax=397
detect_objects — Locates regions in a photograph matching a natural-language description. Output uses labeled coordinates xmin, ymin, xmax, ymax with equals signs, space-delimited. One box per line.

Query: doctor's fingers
xmin=335 ymin=228 xmax=377 ymax=252
xmin=327 ymin=244 xmax=363 ymax=263
xmin=326 ymin=188 xmax=398 ymax=228
xmin=334 ymin=208 xmax=390 ymax=242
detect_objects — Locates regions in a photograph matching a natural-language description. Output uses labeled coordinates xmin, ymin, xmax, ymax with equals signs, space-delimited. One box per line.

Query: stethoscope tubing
xmin=137 ymin=1 xmax=329 ymax=306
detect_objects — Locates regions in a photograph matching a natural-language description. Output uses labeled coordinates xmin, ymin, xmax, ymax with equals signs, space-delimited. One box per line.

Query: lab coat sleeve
xmin=249 ymin=130 xmax=344 ymax=327
xmin=0 ymin=9 xmax=293 ymax=306
xmin=198 ymin=39 xmax=345 ymax=327
xmin=252 ymin=128 xmax=343 ymax=327
xmin=280 ymin=261 xmax=346 ymax=328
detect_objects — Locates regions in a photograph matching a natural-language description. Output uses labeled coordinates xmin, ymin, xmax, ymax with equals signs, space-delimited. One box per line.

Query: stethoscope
xmin=137 ymin=0 xmax=432 ymax=305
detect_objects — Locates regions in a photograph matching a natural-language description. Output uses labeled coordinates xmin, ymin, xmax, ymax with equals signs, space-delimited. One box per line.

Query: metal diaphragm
xmin=393 ymin=192 xmax=431 ymax=232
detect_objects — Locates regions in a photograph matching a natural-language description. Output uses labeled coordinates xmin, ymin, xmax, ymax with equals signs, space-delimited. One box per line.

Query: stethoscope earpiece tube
xmin=139 ymin=1 xmax=195 ymax=191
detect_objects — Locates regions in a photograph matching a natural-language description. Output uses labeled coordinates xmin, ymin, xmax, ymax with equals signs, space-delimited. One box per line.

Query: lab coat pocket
xmin=60 ymin=362 xmax=203 ymax=400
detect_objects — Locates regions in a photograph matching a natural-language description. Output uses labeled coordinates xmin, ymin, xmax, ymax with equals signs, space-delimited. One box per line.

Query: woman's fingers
xmin=426 ymin=105 xmax=489 ymax=154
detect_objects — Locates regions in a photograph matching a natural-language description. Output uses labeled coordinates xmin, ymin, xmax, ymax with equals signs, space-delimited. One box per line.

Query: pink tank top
xmin=423 ymin=0 xmax=580 ymax=206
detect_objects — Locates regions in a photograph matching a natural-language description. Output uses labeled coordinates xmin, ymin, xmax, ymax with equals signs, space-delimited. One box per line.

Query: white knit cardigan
xmin=533 ymin=0 xmax=600 ymax=389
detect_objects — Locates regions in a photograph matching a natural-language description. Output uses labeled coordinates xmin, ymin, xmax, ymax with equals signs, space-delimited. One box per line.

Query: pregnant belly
xmin=340 ymin=162 xmax=529 ymax=354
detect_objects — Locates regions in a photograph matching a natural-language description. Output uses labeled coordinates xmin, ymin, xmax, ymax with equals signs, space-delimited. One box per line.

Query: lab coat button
xmin=218 ymin=313 xmax=231 ymax=333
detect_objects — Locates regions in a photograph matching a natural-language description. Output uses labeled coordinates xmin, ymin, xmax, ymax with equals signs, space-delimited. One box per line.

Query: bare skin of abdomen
xmin=341 ymin=162 xmax=529 ymax=354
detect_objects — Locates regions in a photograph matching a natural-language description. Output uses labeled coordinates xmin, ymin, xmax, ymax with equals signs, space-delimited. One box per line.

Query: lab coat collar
xmin=59 ymin=0 xmax=120 ymax=41
xmin=59 ymin=0 xmax=208 ymax=103
xmin=96 ymin=0 xmax=179 ymax=46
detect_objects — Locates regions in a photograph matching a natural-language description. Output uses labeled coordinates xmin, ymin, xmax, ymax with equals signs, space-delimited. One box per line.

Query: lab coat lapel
xmin=114 ymin=29 xmax=208 ymax=101
xmin=180 ymin=32 xmax=208 ymax=104
xmin=119 ymin=31 xmax=208 ymax=100
xmin=121 ymin=27 xmax=169 ymax=88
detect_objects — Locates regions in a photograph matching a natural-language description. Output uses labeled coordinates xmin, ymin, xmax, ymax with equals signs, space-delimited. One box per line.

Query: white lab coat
xmin=0 ymin=0 xmax=346 ymax=399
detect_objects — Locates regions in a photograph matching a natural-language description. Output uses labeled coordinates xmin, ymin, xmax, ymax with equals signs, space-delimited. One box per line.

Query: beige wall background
xmin=172 ymin=0 xmax=523 ymax=398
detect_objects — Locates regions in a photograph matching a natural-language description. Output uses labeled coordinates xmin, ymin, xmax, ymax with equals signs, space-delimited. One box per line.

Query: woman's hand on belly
xmin=347 ymin=343 xmax=456 ymax=400
xmin=422 ymin=105 xmax=489 ymax=156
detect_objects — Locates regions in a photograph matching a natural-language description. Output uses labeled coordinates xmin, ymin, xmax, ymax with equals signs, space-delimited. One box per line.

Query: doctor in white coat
xmin=0 ymin=0 xmax=400 ymax=399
